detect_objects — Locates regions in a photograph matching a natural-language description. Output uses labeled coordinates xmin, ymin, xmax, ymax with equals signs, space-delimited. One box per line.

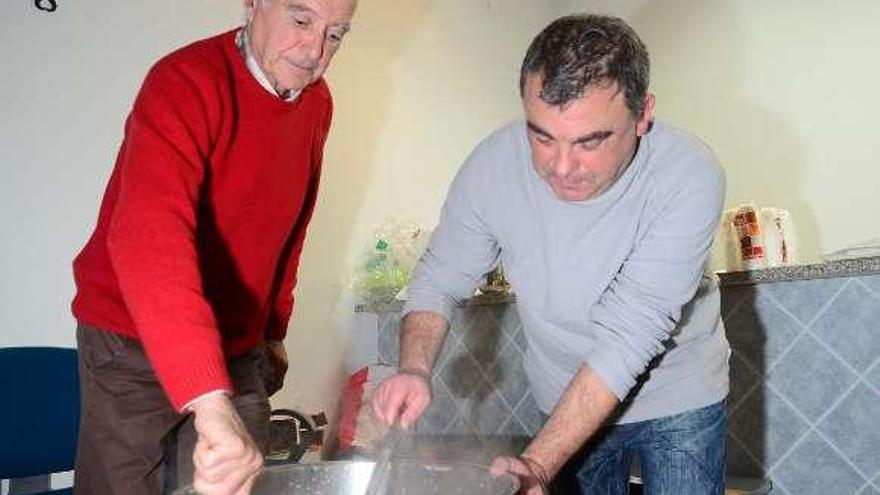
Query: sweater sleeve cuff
xmin=402 ymin=286 xmax=457 ymax=322
xmin=181 ymin=389 xmax=231 ymax=413
xmin=582 ymin=348 xmax=637 ymax=401
xmin=164 ymin=352 xmax=233 ymax=412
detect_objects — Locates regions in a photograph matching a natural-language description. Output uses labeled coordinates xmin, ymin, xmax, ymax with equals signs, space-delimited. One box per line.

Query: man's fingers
xmin=214 ymin=458 xmax=260 ymax=495
xmin=371 ymin=386 xmax=388 ymax=424
xmin=371 ymin=373 xmax=433 ymax=429
xmin=193 ymin=450 xmax=262 ymax=494
xmin=192 ymin=438 xmax=231 ymax=484
xmin=490 ymin=456 xmax=532 ymax=477
xmin=399 ymin=392 xmax=428 ymax=429
xmin=489 ymin=457 xmax=508 ymax=476
xmin=372 ymin=380 xmax=404 ymax=426
xmin=490 ymin=456 xmax=518 ymax=476
xmin=233 ymin=474 xmax=258 ymax=495
xmin=196 ymin=452 xmax=256 ymax=486
xmin=194 ymin=435 xmax=250 ymax=474
xmin=192 ymin=425 xmax=262 ymax=489
xmin=489 ymin=456 xmax=549 ymax=495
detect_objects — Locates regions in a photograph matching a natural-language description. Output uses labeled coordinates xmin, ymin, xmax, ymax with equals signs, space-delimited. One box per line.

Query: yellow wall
xmin=560 ymin=0 xmax=880 ymax=263
xmin=277 ymin=0 xmax=564 ymax=429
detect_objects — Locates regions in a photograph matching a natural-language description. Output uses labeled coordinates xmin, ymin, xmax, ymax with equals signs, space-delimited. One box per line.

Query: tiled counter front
xmin=722 ymin=272 xmax=880 ymax=495
xmin=367 ymin=267 xmax=880 ymax=495
xmin=375 ymin=301 xmax=544 ymax=437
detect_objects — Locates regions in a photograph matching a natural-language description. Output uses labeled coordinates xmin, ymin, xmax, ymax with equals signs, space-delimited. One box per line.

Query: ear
xmin=636 ymin=93 xmax=656 ymax=136
xmin=243 ymin=0 xmax=258 ymax=22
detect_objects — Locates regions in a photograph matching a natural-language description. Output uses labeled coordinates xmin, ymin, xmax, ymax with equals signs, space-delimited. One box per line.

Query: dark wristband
xmin=398 ymin=367 xmax=432 ymax=382
xmin=519 ymin=454 xmax=551 ymax=493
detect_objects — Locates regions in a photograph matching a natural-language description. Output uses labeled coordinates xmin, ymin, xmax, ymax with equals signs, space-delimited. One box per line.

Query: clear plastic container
xmin=731 ymin=203 xmax=767 ymax=270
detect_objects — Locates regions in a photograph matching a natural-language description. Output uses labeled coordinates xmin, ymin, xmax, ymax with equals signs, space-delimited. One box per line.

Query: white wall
xmin=556 ymin=0 xmax=880 ymax=262
xmin=1 ymin=2 xmax=242 ymax=348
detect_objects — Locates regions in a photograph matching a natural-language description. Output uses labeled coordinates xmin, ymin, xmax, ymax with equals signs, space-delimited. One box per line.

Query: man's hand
xmin=191 ymin=394 xmax=263 ymax=495
xmin=371 ymin=369 xmax=432 ymax=429
xmin=371 ymin=311 xmax=448 ymax=429
xmin=261 ymin=340 xmax=288 ymax=397
xmin=490 ymin=456 xmax=550 ymax=495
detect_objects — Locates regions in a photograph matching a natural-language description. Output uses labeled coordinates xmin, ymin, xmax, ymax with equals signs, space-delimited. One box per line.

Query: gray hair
xmin=519 ymin=14 xmax=650 ymax=116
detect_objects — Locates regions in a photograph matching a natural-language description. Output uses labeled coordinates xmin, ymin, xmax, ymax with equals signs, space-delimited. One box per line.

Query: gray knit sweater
xmin=404 ymin=119 xmax=730 ymax=423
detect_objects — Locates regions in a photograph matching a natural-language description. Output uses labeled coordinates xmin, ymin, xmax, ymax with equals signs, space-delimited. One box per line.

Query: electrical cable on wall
xmin=34 ymin=0 xmax=57 ymax=12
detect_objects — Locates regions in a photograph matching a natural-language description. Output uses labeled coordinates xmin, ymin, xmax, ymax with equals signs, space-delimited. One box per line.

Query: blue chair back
xmin=0 ymin=347 xmax=80 ymax=479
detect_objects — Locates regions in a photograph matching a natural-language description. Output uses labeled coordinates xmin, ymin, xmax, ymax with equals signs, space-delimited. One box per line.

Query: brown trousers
xmin=74 ymin=325 xmax=270 ymax=495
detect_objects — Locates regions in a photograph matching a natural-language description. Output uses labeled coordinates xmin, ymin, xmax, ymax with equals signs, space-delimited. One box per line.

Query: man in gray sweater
xmin=373 ymin=14 xmax=729 ymax=494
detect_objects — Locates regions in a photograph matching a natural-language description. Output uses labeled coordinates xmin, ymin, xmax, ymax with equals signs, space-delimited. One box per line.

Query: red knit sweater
xmin=72 ymin=30 xmax=332 ymax=411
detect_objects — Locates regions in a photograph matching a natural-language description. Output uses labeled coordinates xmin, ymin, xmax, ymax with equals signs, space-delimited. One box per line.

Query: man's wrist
xmin=518 ymin=453 xmax=551 ymax=492
xmin=398 ymin=366 xmax=431 ymax=382
xmin=186 ymin=389 xmax=232 ymax=414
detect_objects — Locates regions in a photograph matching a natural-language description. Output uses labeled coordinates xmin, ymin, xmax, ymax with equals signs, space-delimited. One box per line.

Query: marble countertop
xmin=354 ymin=291 xmax=515 ymax=314
xmin=716 ymin=255 xmax=880 ymax=286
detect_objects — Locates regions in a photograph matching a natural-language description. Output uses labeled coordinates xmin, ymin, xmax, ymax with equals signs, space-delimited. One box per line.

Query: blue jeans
xmin=551 ymin=400 xmax=727 ymax=495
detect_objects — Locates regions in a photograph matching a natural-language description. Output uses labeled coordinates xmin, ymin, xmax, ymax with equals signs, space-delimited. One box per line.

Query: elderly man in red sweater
xmin=71 ymin=0 xmax=357 ymax=493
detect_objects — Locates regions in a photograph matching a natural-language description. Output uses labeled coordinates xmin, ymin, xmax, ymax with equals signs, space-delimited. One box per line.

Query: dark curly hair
xmin=519 ymin=15 xmax=650 ymax=116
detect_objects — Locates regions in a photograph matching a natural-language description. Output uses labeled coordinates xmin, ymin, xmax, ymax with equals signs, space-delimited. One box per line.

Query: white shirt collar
xmin=236 ymin=27 xmax=301 ymax=102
